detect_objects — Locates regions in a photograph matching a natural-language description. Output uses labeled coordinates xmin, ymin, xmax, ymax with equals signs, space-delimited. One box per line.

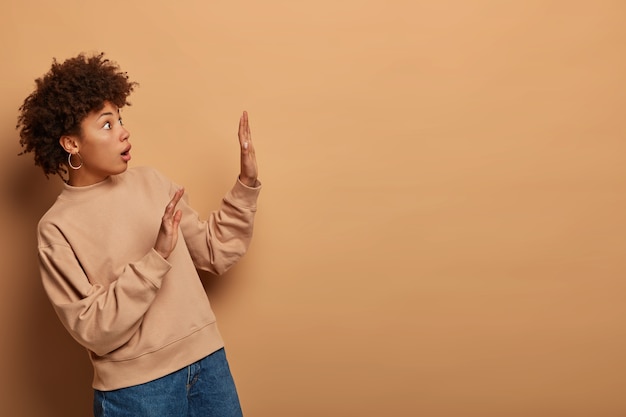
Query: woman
xmin=16 ymin=52 xmax=260 ymax=417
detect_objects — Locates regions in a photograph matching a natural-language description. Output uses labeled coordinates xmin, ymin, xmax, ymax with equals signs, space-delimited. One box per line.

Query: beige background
xmin=1 ymin=1 xmax=625 ymax=416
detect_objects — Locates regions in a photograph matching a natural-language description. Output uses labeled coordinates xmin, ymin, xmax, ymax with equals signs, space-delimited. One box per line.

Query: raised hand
xmin=238 ymin=111 xmax=259 ymax=187
xmin=153 ymin=188 xmax=184 ymax=259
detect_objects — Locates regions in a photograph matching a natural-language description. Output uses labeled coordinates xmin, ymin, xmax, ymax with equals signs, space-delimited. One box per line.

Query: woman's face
xmin=65 ymin=101 xmax=132 ymax=186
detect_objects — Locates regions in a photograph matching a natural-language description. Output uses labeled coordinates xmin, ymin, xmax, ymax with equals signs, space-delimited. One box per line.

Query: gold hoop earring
xmin=68 ymin=152 xmax=83 ymax=170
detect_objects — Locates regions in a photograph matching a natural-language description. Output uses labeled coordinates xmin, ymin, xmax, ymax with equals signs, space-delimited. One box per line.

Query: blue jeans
xmin=93 ymin=348 xmax=243 ymax=417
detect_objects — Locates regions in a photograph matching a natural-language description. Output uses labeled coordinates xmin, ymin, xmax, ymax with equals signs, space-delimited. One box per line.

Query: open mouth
xmin=121 ymin=146 xmax=132 ymax=161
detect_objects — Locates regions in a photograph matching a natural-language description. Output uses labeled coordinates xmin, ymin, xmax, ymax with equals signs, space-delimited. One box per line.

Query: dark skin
xmin=154 ymin=111 xmax=258 ymax=259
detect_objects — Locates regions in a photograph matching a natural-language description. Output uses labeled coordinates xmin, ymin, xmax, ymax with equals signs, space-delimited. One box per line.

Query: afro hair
xmin=16 ymin=52 xmax=138 ymax=177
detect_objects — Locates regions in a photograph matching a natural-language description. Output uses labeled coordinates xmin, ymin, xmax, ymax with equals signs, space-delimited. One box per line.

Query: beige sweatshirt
xmin=37 ymin=166 xmax=260 ymax=390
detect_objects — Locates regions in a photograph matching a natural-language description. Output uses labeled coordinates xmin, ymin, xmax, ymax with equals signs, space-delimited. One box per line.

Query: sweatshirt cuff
xmin=133 ymin=249 xmax=173 ymax=289
xmin=229 ymin=178 xmax=262 ymax=209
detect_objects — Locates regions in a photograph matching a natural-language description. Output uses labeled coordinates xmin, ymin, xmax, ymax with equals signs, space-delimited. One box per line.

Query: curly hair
xmin=16 ymin=52 xmax=138 ymax=177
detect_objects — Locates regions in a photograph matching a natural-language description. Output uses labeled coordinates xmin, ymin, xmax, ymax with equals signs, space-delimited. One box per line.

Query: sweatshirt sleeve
xmin=38 ymin=238 xmax=171 ymax=357
xmin=177 ymin=178 xmax=262 ymax=275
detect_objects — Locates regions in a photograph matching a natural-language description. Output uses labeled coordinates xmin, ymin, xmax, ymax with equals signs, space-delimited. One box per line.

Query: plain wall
xmin=1 ymin=1 xmax=625 ymax=416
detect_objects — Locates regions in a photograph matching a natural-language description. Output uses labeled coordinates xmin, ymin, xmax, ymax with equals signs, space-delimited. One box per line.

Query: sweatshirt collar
xmin=58 ymin=173 xmax=121 ymax=200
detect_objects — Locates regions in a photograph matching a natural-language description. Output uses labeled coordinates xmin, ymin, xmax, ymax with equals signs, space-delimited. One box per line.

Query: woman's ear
xmin=59 ymin=135 xmax=79 ymax=154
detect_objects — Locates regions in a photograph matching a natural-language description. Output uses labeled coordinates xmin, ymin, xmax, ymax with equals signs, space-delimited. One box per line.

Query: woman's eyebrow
xmin=96 ymin=111 xmax=115 ymax=120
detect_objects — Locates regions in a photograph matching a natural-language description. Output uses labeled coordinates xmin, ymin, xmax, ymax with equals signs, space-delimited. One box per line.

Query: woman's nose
xmin=120 ymin=126 xmax=130 ymax=141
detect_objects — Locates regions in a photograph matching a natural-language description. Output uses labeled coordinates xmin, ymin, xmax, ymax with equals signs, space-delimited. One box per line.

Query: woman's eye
xmin=119 ymin=118 xmax=124 ymax=126
xmin=103 ymin=122 xmax=111 ymax=129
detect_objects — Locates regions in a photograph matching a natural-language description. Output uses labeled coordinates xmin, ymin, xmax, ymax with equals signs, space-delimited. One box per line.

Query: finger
xmin=238 ymin=112 xmax=247 ymax=142
xmin=245 ymin=111 xmax=251 ymax=140
xmin=241 ymin=111 xmax=251 ymax=143
xmin=164 ymin=188 xmax=185 ymax=215
xmin=239 ymin=111 xmax=252 ymax=144
xmin=171 ymin=209 xmax=183 ymax=230
xmin=170 ymin=188 xmax=184 ymax=206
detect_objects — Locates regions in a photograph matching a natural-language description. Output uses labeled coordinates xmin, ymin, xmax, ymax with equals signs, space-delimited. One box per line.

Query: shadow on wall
xmin=3 ymin=154 xmax=93 ymax=417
